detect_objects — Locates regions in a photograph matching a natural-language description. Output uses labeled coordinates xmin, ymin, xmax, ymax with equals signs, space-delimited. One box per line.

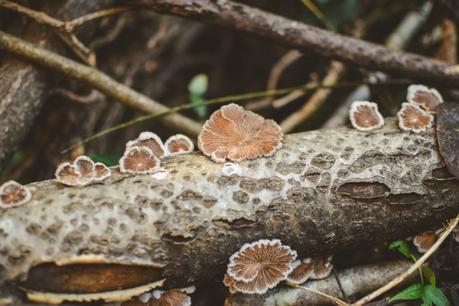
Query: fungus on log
xmin=0 ymin=119 xmax=458 ymax=296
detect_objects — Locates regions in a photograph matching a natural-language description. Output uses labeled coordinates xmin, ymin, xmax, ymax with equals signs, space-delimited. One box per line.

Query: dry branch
xmin=0 ymin=0 xmax=117 ymax=170
xmin=0 ymin=119 xmax=458 ymax=292
xmin=0 ymin=30 xmax=202 ymax=137
xmin=137 ymin=0 xmax=459 ymax=86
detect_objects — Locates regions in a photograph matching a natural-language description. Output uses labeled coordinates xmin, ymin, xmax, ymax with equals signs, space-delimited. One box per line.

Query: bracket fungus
xmin=407 ymin=84 xmax=443 ymax=113
xmin=74 ymin=155 xmax=96 ymax=185
xmin=397 ymin=103 xmax=434 ymax=133
xmin=120 ymin=146 xmax=161 ymax=174
xmin=309 ymin=257 xmax=334 ymax=279
xmin=349 ymin=101 xmax=384 ymax=132
xmin=127 ymin=132 xmax=166 ymax=159
xmin=286 ymin=258 xmax=314 ymax=284
xmin=224 ymin=239 xmax=297 ymax=294
xmin=94 ymin=162 xmax=112 ymax=181
xmin=55 ymin=156 xmax=111 ymax=186
xmin=0 ymin=180 xmax=31 ymax=208
xmin=198 ymin=103 xmax=283 ymax=163
xmin=165 ymin=134 xmax=194 ymax=156
xmin=413 ymin=230 xmax=440 ymax=253
xmin=122 ymin=287 xmax=195 ymax=306
xmin=21 ymin=262 xmax=165 ymax=304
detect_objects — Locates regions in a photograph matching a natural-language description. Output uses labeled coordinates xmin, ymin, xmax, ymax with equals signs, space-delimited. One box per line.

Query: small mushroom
xmin=120 ymin=146 xmax=161 ymax=174
xmin=127 ymin=132 xmax=166 ymax=158
xmin=407 ymin=84 xmax=443 ymax=113
xmin=73 ymin=155 xmax=95 ymax=185
xmin=55 ymin=162 xmax=81 ymax=186
xmin=93 ymin=162 xmax=112 ymax=182
xmin=225 ymin=239 xmax=297 ymax=294
xmin=122 ymin=287 xmax=195 ymax=306
xmin=198 ymin=103 xmax=283 ymax=163
xmin=413 ymin=230 xmax=440 ymax=253
xmin=310 ymin=256 xmax=334 ymax=280
xmin=349 ymin=101 xmax=384 ymax=132
xmin=164 ymin=134 xmax=194 ymax=156
xmin=397 ymin=103 xmax=434 ymax=133
xmin=0 ymin=180 xmax=32 ymax=208
xmin=286 ymin=258 xmax=314 ymax=284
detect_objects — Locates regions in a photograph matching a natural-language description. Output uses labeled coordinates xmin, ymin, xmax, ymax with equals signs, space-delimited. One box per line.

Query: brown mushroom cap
xmin=165 ymin=134 xmax=194 ymax=156
xmin=127 ymin=132 xmax=166 ymax=158
xmin=407 ymin=84 xmax=443 ymax=113
xmin=413 ymin=230 xmax=439 ymax=253
xmin=286 ymin=258 xmax=314 ymax=284
xmin=349 ymin=101 xmax=385 ymax=132
xmin=397 ymin=102 xmax=434 ymax=133
xmin=119 ymin=146 xmax=161 ymax=174
xmin=225 ymin=239 xmax=297 ymax=294
xmin=0 ymin=180 xmax=32 ymax=208
xmin=74 ymin=155 xmax=96 ymax=185
xmin=310 ymin=257 xmax=333 ymax=280
xmin=198 ymin=104 xmax=283 ymax=163
xmin=122 ymin=287 xmax=194 ymax=306
xmin=94 ymin=162 xmax=111 ymax=182
xmin=55 ymin=162 xmax=81 ymax=186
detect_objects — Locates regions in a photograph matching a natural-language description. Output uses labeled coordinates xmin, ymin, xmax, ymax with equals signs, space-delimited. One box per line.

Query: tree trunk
xmin=0 ymin=119 xmax=458 ymax=289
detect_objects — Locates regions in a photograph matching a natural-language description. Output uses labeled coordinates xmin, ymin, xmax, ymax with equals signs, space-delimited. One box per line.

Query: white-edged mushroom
xmin=349 ymin=101 xmax=384 ymax=132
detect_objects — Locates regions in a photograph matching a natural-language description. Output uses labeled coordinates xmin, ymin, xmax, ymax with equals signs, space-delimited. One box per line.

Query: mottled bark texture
xmin=229 ymin=260 xmax=415 ymax=306
xmin=137 ymin=0 xmax=459 ymax=85
xmin=0 ymin=0 xmax=114 ymax=170
xmin=0 ymin=119 xmax=458 ymax=290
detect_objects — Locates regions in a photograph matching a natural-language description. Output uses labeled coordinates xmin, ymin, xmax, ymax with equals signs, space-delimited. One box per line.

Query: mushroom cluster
xmin=349 ymin=85 xmax=443 ymax=134
xmin=198 ymin=104 xmax=283 ymax=163
xmin=55 ymin=155 xmax=111 ymax=186
xmin=286 ymin=256 xmax=334 ymax=284
xmin=0 ymin=180 xmax=32 ymax=208
xmin=122 ymin=287 xmax=195 ymax=306
xmin=223 ymin=239 xmax=297 ymax=294
xmin=120 ymin=132 xmax=194 ymax=174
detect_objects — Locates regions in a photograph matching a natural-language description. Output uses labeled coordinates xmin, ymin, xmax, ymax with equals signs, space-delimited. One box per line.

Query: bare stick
xmin=352 ymin=214 xmax=459 ymax=306
xmin=0 ymin=31 xmax=202 ymax=136
xmin=65 ymin=7 xmax=133 ymax=32
xmin=140 ymin=0 xmax=459 ymax=86
xmin=0 ymin=0 xmax=63 ymax=28
xmin=281 ymin=61 xmax=345 ymax=132
xmin=288 ymin=282 xmax=349 ymax=306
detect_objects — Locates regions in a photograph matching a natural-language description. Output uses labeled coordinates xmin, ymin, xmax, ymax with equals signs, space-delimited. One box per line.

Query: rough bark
xmin=137 ymin=0 xmax=459 ymax=86
xmin=0 ymin=119 xmax=458 ymax=290
xmin=0 ymin=0 xmax=115 ymax=170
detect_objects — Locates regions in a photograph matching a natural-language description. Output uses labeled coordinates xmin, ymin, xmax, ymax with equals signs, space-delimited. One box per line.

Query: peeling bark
xmin=0 ymin=119 xmax=458 ymax=291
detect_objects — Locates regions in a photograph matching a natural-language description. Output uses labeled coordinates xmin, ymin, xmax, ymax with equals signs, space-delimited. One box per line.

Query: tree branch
xmin=1 ymin=119 xmax=458 ymax=292
xmin=0 ymin=30 xmax=202 ymax=137
xmin=136 ymin=0 xmax=459 ymax=85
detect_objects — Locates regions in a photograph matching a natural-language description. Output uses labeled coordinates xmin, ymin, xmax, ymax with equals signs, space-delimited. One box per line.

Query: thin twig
xmin=246 ymin=49 xmax=302 ymax=110
xmin=352 ymin=214 xmax=459 ymax=306
xmin=288 ymin=282 xmax=349 ymax=306
xmin=64 ymin=7 xmax=132 ymax=32
xmin=62 ymin=78 xmax=412 ymax=153
xmin=0 ymin=30 xmax=202 ymax=136
xmin=280 ymin=60 xmax=345 ymax=132
xmin=301 ymin=0 xmax=335 ymax=31
xmin=0 ymin=0 xmax=63 ymax=28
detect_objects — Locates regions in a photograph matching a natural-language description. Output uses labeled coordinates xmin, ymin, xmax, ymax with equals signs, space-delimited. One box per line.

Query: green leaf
xmin=389 ymin=283 xmax=423 ymax=302
xmin=188 ymin=74 xmax=208 ymax=96
xmin=423 ymin=285 xmax=451 ymax=306
xmin=389 ymin=240 xmax=415 ymax=259
xmin=188 ymin=74 xmax=208 ymax=119
xmin=88 ymin=152 xmax=121 ymax=167
xmin=421 ymin=266 xmax=436 ymax=287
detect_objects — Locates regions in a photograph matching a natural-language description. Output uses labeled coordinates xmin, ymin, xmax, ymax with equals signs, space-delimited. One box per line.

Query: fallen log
xmin=0 ymin=119 xmax=458 ymax=298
